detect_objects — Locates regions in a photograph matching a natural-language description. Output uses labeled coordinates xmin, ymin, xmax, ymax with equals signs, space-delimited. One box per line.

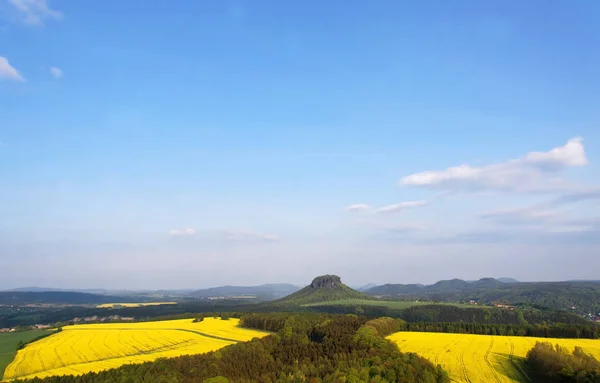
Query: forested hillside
xmin=365 ymin=279 xmax=600 ymax=314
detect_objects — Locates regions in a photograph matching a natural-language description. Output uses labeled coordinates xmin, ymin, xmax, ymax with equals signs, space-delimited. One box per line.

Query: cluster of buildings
xmin=494 ymin=303 xmax=517 ymax=310
xmin=203 ymin=295 xmax=256 ymax=300
xmin=1 ymin=316 xmax=137 ymax=333
xmin=584 ymin=312 xmax=600 ymax=323
xmin=72 ymin=315 xmax=134 ymax=323
xmin=1 ymin=324 xmax=50 ymax=332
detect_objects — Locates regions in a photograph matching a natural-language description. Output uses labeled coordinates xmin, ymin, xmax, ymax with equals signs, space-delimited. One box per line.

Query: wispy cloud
xmin=0 ymin=56 xmax=25 ymax=81
xmin=480 ymin=207 xmax=560 ymax=224
xmin=346 ymin=204 xmax=370 ymax=212
xmin=216 ymin=229 xmax=279 ymax=242
xmin=347 ymin=201 xmax=428 ymax=214
xmin=49 ymin=66 xmax=63 ymax=79
xmin=8 ymin=0 xmax=62 ymax=26
xmin=374 ymin=201 xmax=428 ymax=214
xmin=168 ymin=228 xmax=196 ymax=237
xmin=550 ymin=187 xmax=600 ymax=206
xmin=479 ymin=204 xmax=600 ymax=237
xmin=402 ymin=137 xmax=587 ymax=193
xmin=368 ymin=222 xmax=427 ymax=233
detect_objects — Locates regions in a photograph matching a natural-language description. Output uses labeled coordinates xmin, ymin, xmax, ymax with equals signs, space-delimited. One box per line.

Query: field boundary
xmin=3 ymin=319 xmax=268 ymax=381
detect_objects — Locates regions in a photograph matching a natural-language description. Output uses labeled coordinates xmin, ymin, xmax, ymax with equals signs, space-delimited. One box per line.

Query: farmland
xmin=96 ymin=302 xmax=177 ymax=308
xmin=3 ymin=318 xmax=267 ymax=381
xmin=387 ymin=331 xmax=600 ymax=383
xmin=0 ymin=331 xmax=49 ymax=379
xmin=303 ymin=298 xmax=475 ymax=309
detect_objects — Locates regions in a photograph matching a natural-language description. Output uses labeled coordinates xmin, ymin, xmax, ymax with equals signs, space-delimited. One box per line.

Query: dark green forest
xmin=14 ymin=313 xmax=450 ymax=383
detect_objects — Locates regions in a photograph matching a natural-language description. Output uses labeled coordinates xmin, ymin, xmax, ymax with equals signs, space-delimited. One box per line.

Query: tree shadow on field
xmin=491 ymin=352 xmax=534 ymax=383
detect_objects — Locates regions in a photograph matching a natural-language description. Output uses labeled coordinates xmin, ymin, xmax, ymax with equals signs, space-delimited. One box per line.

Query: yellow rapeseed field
xmin=96 ymin=302 xmax=177 ymax=308
xmin=3 ymin=318 xmax=268 ymax=381
xmin=387 ymin=331 xmax=600 ymax=383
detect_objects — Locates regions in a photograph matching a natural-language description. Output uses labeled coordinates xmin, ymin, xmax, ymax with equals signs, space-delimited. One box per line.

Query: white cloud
xmin=8 ymin=0 xmax=62 ymax=25
xmin=375 ymin=200 xmax=428 ymax=214
xmin=49 ymin=66 xmax=63 ymax=79
xmin=401 ymin=137 xmax=587 ymax=192
xmin=346 ymin=204 xmax=370 ymax=212
xmin=216 ymin=229 xmax=279 ymax=242
xmin=168 ymin=228 xmax=195 ymax=237
xmin=0 ymin=56 xmax=25 ymax=81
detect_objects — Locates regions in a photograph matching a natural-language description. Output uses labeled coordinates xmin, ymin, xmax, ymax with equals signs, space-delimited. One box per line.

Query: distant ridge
xmin=189 ymin=283 xmax=300 ymax=301
xmin=6 ymin=287 xmax=109 ymax=294
xmin=356 ymin=283 xmax=377 ymax=291
xmin=365 ymin=278 xmax=507 ymax=296
xmin=364 ymin=278 xmax=600 ymax=314
xmin=276 ymin=275 xmax=368 ymax=305
xmin=0 ymin=291 xmax=135 ymax=305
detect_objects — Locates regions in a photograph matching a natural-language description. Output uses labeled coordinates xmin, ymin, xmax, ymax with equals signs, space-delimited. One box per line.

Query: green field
xmin=302 ymin=298 xmax=477 ymax=309
xmin=0 ymin=330 xmax=47 ymax=379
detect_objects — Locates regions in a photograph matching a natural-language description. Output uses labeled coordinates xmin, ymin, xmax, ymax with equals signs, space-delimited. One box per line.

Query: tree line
xmin=401 ymin=321 xmax=600 ymax=339
xmin=527 ymin=342 xmax=600 ymax=382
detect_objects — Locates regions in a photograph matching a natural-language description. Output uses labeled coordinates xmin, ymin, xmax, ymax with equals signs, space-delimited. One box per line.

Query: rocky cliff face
xmin=310 ymin=275 xmax=342 ymax=289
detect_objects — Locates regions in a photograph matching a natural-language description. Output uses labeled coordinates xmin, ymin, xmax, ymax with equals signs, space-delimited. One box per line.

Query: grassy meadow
xmin=303 ymin=298 xmax=475 ymax=309
xmin=388 ymin=331 xmax=600 ymax=383
xmin=3 ymin=318 xmax=268 ymax=381
xmin=0 ymin=330 xmax=48 ymax=380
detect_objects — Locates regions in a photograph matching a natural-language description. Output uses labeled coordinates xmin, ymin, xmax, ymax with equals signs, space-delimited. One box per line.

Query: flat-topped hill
xmin=276 ymin=275 xmax=369 ymax=305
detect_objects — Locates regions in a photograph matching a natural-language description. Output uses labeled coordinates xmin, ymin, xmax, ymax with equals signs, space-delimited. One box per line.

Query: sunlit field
xmin=387 ymin=331 xmax=600 ymax=383
xmin=96 ymin=302 xmax=177 ymax=308
xmin=3 ymin=318 xmax=268 ymax=381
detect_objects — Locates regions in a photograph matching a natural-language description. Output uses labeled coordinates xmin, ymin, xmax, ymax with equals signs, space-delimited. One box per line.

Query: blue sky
xmin=1 ymin=0 xmax=599 ymax=289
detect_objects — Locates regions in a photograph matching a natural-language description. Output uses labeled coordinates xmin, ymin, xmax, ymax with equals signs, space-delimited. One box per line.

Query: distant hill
xmin=366 ymin=278 xmax=509 ymax=296
xmin=356 ymin=283 xmax=377 ymax=292
xmin=429 ymin=278 xmax=470 ymax=291
xmin=189 ymin=283 xmax=300 ymax=301
xmin=470 ymin=278 xmax=507 ymax=289
xmin=497 ymin=278 xmax=519 ymax=284
xmin=276 ymin=275 xmax=368 ymax=305
xmin=365 ymin=278 xmax=600 ymax=314
xmin=0 ymin=291 xmax=135 ymax=305
xmin=7 ymin=287 xmax=109 ymax=294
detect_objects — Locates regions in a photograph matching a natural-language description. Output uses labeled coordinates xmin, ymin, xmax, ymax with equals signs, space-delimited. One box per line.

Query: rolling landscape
xmin=3 ymin=0 xmax=600 ymax=382
xmin=3 ymin=275 xmax=600 ymax=382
